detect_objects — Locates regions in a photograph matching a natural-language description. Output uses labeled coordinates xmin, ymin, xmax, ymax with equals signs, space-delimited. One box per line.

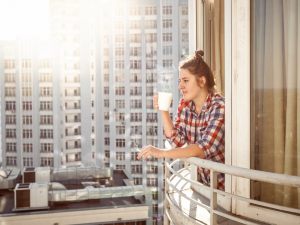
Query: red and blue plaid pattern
xmin=167 ymin=93 xmax=225 ymax=190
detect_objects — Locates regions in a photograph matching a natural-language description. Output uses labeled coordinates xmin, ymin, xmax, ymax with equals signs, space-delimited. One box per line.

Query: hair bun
xmin=195 ymin=50 xmax=204 ymax=60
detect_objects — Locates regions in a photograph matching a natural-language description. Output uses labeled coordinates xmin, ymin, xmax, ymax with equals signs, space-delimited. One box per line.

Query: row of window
xmin=4 ymin=87 xmax=53 ymax=97
xmin=5 ymin=115 xmax=53 ymax=125
xmin=6 ymin=142 xmax=69 ymax=153
xmin=6 ymin=156 xmax=53 ymax=167
xmin=133 ymin=177 xmax=158 ymax=186
xmin=5 ymin=129 xmax=53 ymax=139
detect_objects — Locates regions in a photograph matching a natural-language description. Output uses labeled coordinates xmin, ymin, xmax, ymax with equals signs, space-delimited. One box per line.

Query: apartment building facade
xmin=0 ymin=0 xmax=189 ymax=224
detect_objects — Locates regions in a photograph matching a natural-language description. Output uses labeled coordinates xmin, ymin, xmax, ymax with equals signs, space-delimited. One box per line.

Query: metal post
xmin=210 ymin=170 xmax=218 ymax=225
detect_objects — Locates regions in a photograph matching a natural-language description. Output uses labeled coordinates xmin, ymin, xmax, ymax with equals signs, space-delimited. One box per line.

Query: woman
xmin=137 ymin=50 xmax=225 ymax=190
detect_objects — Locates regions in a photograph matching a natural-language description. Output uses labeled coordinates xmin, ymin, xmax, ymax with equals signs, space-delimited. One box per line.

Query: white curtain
xmin=252 ymin=0 xmax=299 ymax=208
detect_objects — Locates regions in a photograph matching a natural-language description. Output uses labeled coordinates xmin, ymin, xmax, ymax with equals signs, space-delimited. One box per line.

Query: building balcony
xmin=164 ymin=158 xmax=300 ymax=225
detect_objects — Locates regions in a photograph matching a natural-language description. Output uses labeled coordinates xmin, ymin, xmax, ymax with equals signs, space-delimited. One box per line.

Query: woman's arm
xmin=161 ymin=111 xmax=174 ymax=137
xmin=137 ymin=144 xmax=205 ymax=160
xmin=153 ymin=95 xmax=174 ymax=137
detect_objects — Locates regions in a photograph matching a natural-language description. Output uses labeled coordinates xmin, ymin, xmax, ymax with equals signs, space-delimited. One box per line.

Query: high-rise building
xmin=0 ymin=1 xmax=189 ymax=224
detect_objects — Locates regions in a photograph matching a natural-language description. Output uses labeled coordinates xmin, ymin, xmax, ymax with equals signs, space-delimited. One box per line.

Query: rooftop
xmin=0 ymin=169 xmax=144 ymax=215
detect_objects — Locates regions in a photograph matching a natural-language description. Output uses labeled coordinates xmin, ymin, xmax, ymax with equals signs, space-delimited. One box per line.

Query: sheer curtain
xmin=251 ymin=0 xmax=299 ymax=208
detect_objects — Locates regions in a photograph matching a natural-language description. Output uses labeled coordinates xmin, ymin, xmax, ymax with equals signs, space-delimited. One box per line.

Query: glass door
xmin=231 ymin=0 xmax=300 ymax=224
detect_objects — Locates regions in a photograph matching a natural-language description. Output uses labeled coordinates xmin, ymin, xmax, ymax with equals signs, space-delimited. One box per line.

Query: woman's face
xmin=178 ymin=69 xmax=203 ymax=101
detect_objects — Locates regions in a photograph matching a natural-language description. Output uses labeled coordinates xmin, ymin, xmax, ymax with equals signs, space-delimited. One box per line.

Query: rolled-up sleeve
xmin=197 ymin=103 xmax=225 ymax=160
xmin=166 ymin=99 xmax=188 ymax=148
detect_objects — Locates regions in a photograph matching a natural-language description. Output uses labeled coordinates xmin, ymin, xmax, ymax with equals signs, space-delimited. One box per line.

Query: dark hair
xmin=179 ymin=50 xmax=215 ymax=92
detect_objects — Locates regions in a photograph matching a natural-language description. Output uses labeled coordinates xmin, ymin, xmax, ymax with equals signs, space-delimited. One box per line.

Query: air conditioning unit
xmin=23 ymin=167 xmax=50 ymax=184
xmin=14 ymin=183 xmax=48 ymax=210
xmin=23 ymin=167 xmax=35 ymax=183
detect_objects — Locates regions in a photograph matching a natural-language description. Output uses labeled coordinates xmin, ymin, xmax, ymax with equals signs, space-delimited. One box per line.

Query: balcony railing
xmin=164 ymin=158 xmax=300 ymax=225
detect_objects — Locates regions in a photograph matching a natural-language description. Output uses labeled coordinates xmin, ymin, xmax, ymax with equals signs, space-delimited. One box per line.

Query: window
xmin=23 ymin=116 xmax=32 ymax=125
xmin=130 ymin=99 xmax=142 ymax=108
xmin=104 ymin=112 xmax=110 ymax=120
xmin=40 ymin=87 xmax=52 ymax=96
xmin=146 ymin=126 xmax=157 ymax=136
xmin=6 ymin=129 xmax=16 ymax=138
xmin=5 ymin=101 xmax=16 ymax=111
xmin=105 ymin=150 xmax=110 ymax=158
xmin=23 ymin=157 xmax=33 ymax=167
xmin=131 ymin=126 xmax=142 ymax=135
xmin=130 ymin=138 xmax=142 ymax=148
xmin=145 ymin=6 xmax=157 ymax=15
xmin=181 ymin=6 xmax=188 ymax=15
xmin=40 ymin=129 xmax=53 ymax=139
xmin=23 ymin=101 xmax=32 ymax=111
xmin=104 ymin=125 xmax=110 ymax=133
xmin=162 ymin=59 xmax=172 ymax=68
xmin=134 ymin=177 xmax=142 ymax=185
xmin=146 ymin=60 xmax=156 ymax=69
xmin=4 ymin=73 xmax=15 ymax=82
xmin=130 ymin=60 xmax=141 ymax=69
xmin=41 ymin=143 xmax=53 ymax=153
xmin=163 ymin=6 xmax=172 ymax=15
xmin=115 ymin=47 xmax=124 ymax=56
xmin=41 ymin=157 xmax=53 ymax=167
xmin=115 ymin=60 xmax=124 ymax=69
xmin=104 ymin=137 xmax=110 ymax=145
xmin=6 ymin=143 xmax=16 ymax=152
xmin=152 ymin=204 xmax=158 ymax=214
xmin=116 ymin=139 xmax=125 ymax=147
xmin=145 ymin=20 xmax=157 ymax=29
xmin=116 ymin=152 xmax=125 ymax=160
xmin=104 ymin=87 xmax=109 ymax=95
xmin=116 ymin=164 xmax=125 ymax=170
xmin=130 ymin=34 xmax=141 ymax=42
xmin=4 ymin=59 xmax=15 ymax=69
xmin=66 ymin=153 xmax=81 ymax=162
xmin=115 ymin=87 xmax=125 ymax=95
xmin=22 ymin=59 xmax=31 ymax=68
xmin=130 ymin=47 xmax=141 ymax=56
xmin=147 ymin=178 xmax=157 ymax=187
xmin=131 ymin=165 xmax=142 ymax=174
xmin=5 ymin=115 xmax=16 ymax=124
xmin=23 ymin=129 xmax=32 ymax=138
xmin=115 ymin=100 xmax=125 ymax=108
xmin=130 ymin=113 xmax=142 ymax=122
xmin=40 ymin=115 xmax=53 ymax=125
xmin=6 ymin=156 xmax=17 ymax=166
xmin=130 ymin=87 xmax=142 ymax=96
xmin=40 ymin=101 xmax=52 ymax=111
xmin=145 ymin=33 xmax=157 ymax=43
xmin=146 ymin=113 xmax=157 ymax=123
xmin=5 ymin=87 xmax=16 ymax=97
xmin=163 ymin=33 xmax=172 ymax=42
xmin=116 ymin=126 xmax=125 ymax=135
xmin=147 ymin=165 xmax=158 ymax=174
xmin=131 ymin=152 xmax=138 ymax=161
xmin=129 ymin=20 xmax=140 ymax=29
xmin=116 ymin=113 xmax=125 ymax=122
xmin=146 ymin=86 xmax=154 ymax=96
xmin=163 ymin=19 xmax=172 ymax=28
xmin=22 ymin=87 xmax=32 ymax=97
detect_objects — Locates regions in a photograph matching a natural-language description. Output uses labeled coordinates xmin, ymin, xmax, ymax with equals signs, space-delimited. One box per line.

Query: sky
xmin=0 ymin=0 xmax=49 ymax=40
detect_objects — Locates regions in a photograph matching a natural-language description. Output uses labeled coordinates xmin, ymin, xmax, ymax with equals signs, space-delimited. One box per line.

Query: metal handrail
xmin=164 ymin=158 xmax=300 ymax=225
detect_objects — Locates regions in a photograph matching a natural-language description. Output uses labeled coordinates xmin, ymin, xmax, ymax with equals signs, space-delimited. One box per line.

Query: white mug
xmin=158 ymin=92 xmax=173 ymax=111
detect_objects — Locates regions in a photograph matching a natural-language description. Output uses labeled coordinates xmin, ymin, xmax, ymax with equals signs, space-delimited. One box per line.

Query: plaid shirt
xmin=167 ymin=92 xmax=225 ymax=190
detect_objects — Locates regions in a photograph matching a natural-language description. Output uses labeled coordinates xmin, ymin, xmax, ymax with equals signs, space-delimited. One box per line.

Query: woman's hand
xmin=153 ymin=95 xmax=159 ymax=111
xmin=137 ymin=145 xmax=165 ymax=160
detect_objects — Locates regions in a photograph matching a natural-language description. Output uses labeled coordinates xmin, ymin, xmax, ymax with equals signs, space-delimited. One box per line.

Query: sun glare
xmin=0 ymin=0 xmax=49 ymax=40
